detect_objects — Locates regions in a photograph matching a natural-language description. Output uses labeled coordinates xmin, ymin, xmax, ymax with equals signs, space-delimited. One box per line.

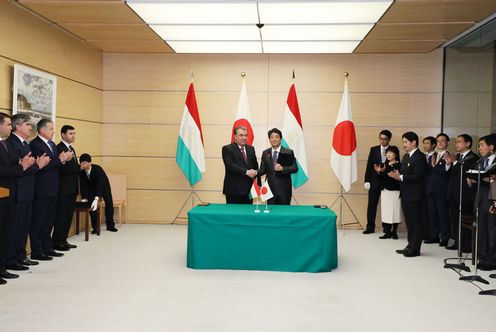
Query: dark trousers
xmin=477 ymin=198 xmax=490 ymax=258
xmin=268 ymin=195 xmax=291 ymax=205
xmin=448 ymin=199 xmax=473 ymax=250
xmin=225 ymin=194 xmax=252 ymax=205
xmin=53 ymin=193 xmax=77 ymax=244
xmin=0 ymin=201 xmax=12 ymax=271
xmin=401 ymin=199 xmax=424 ymax=253
xmin=7 ymin=201 xmax=32 ymax=265
xmin=30 ymin=196 xmax=57 ymax=255
xmin=426 ymin=194 xmax=450 ymax=241
xmin=89 ymin=192 xmax=115 ymax=230
xmin=366 ymin=188 xmax=381 ymax=231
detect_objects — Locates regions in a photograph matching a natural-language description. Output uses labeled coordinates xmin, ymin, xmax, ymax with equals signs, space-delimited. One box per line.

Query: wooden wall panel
xmin=103 ymin=51 xmax=443 ymax=225
xmin=0 ymin=1 xmax=102 ymax=89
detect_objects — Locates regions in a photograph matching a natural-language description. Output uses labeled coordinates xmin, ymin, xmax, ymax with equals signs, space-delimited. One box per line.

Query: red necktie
xmin=241 ymin=146 xmax=247 ymax=163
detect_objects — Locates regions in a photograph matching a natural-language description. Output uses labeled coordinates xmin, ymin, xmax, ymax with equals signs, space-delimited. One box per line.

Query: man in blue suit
xmin=29 ymin=119 xmax=73 ymax=261
xmin=6 ymin=114 xmax=49 ymax=271
xmin=0 ymin=112 xmax=33 ymax=284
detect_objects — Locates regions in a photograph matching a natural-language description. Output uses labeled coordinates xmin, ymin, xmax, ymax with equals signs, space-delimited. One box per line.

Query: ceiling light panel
xmin=167 ymin=41 xmax=262 ymax=53
xmin=150 ymin=24 xmax=260 ymax=41
xmin=258 ymin=1 xmax=393 ymax=24
xmin=263 ymin=41 xmax=360 ymax=53
xmin=262 ymin=24 xmax=374 ymax=41
xmin=127 ymin=1 xmax=258 ymax=24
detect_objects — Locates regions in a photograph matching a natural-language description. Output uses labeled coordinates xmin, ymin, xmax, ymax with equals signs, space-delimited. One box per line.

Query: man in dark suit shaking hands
xmin=389 ymin=131 xmax=427 ymax=257
xmin=257 ymin=128 xmax=298 ymax=205
xmin=222 ymin=126 xmax=258 ymax=204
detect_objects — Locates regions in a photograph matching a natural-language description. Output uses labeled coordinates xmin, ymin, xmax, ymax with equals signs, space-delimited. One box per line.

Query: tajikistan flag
xmin=282 ymin=83 xmax=308 ymax=188
xmin=176 ymin=82 xmax=206 ymax=186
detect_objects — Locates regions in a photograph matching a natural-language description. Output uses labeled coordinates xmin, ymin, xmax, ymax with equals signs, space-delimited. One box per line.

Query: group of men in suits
xmin=222 ymin=126 xmax=298 ymax=205
xmin=364 ymin=129 xmax=496 ymax=266
xmin=0 ymin=112 xmax=117 ymax=285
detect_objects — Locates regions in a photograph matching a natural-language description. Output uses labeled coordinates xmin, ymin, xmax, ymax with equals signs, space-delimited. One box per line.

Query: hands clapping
xmin=388 ymin=169 xmax=401 ymax=181
xmin=373 ymin=163 xmax=386 ymax=174
xmin=36 ymin=153 xmax=50 ymax=169
xmin=19 ymin=152 xmax=35 ymax=171
xmin=59 ymin=150 xmax=74 ymax=162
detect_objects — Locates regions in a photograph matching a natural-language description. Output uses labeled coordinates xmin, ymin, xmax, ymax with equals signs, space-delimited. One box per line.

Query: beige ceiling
xmin=17 ymin=0 xmax=496 ymax=54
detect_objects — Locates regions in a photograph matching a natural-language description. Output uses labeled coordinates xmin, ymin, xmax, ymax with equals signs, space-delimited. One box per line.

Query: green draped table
xmin=187 ymin=204 xmax=338 ymax=272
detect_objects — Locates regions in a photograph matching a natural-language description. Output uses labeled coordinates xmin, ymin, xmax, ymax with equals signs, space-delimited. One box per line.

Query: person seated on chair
xmin=79 ymin=153 xmax=118 ymax=233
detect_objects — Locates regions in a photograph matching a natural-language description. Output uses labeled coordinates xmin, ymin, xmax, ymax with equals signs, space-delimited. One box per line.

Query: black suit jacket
xmin=447 ymin=151 xmax=477 ymax=203
xmin=30 ymin=136 xmax=62 ymax=198
xmin=57 ymin=142 xmax=79 ymax=195
xmin=222 ymin=143 xmax=258 ymax=196
xmin=365 ymin=145 xmax=385 ymax=190
xmin=7 ymin=134 xmax=39 ymax=203
xmin=425 ymin=152 xmax=450 ymax=196
xmin=0 ymin=141 xmax=23 ymax=205
xmin=400 ymin=149 xmax=427 ymax=202
xmin=258 ymin=147 xmax=298 ymax=197
xmin=79 ymin=164 xmax=111 ymax=201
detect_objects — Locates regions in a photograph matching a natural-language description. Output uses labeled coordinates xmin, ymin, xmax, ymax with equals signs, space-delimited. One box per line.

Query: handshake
xmin=246 ymin=169 xmax=257 ymax=179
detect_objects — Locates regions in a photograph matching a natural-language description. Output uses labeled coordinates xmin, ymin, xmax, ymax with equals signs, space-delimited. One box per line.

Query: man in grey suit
xmin=257 ymin=128 xmax=298 ymax=205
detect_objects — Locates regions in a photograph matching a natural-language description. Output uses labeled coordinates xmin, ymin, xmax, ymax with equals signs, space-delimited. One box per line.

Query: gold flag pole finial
xmin=241 ymin=72 xmax=246 ymax=79
xmin=292 ymin=70 xmax=295 ymax=80
xmin=344 ymin=72 xmax=349 ymax=78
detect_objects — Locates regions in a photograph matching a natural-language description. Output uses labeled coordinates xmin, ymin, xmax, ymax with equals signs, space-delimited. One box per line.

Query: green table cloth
xmin=187 ymin=204 xmax=337 ymax=272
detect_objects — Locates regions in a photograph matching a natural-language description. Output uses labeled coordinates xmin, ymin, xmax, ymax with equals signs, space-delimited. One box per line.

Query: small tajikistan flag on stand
xmin=176 ymin=82 xmax=206 ymax=186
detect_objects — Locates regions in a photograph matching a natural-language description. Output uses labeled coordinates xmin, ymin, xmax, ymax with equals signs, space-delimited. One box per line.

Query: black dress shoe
xmin=379 ymin=233 xmax=392 ymax=239
xmin=391 ymin=233 xmax=398 ymax=240
xmin=46 ymin=250 xmax=64 ymax=257
xmin=53 ymin=243 xmax=70 ymax=251
xmin=107 ymin=227 xmax=118 ymax=232
xmin=424 ymin=238 xmax=440 ymax=244
xmin=362 ymin=229 xmax=374 ymax=234
xmin=0 ymin=278 xmax=6 ymax=285
xmin=439 ymin=240 xmax=449 ymax=247
xmin=31 ymin=254 xmax=53 ymax=261
xmin=21 ymin=258 xmax=39 ymax=266
xmin=404 ymin=251 xmax=421 ymax=257
xmin=446 ymin=244 xmax=458 ymax=250
xmin=64 ymin=242 xmax=77 ymax=249
xmin=396 ymin=248 xmax=409 ymax=255
xmin=6 ymin=263 xmax=29 ymax=271
xmin=91 ymin=230 xmax=98 ymax=234
xmin=0 ymin=270 xmax=19 ymax=279
xmin=490 ymin=274 xmax=496 ymax=279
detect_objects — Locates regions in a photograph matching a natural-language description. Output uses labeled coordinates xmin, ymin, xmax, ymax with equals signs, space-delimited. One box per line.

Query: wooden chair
xmin=99 ymin=173 xmax=127 ymax=227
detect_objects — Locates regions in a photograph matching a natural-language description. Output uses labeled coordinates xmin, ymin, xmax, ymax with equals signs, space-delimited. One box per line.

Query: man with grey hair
xmin=29 ymin=119 xmax=73 ymax=261
xmin=6 ymin=114 xmax=49 ymax=271
xmin=222 ymin=126 xmax=258 ymax=204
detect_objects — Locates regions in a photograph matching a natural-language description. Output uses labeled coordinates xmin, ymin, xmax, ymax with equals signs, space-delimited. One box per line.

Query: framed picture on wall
xmin=12 ymin=64 xmax=57 ymax=128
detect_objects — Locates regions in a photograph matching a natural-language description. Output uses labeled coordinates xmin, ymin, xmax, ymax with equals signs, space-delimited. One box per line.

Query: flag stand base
xmin=330 ymin=186 xmax=363 ymax=234
xmin=172 ymin=190 xmax=202 ymax=224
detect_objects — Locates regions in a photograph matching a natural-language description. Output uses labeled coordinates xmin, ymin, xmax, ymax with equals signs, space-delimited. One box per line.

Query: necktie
xmin=381 ymin=148 xmax=386 ymax=163
xmin=23 ymin=141 xmax=29 ymax=153
xmin=48 ymin=140 xmax=56 ymax=154
xmin=0 ymin=140 xmax=8 ymax=151
xmin=240 ymin=146 xmax=247 ymax=163
xmin=272 ymin=150 xmax=278 ymax=166
xmin=484 ymin=157 xmax=489 ymax=170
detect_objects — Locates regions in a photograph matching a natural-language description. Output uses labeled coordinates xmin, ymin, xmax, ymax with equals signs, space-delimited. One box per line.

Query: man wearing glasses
xmin=363 ymin=130 xmax=392 ymax=234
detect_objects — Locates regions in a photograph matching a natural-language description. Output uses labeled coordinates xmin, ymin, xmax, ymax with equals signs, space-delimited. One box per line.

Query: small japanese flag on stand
xmin=260 ymin=179 xmax=274 ymax=202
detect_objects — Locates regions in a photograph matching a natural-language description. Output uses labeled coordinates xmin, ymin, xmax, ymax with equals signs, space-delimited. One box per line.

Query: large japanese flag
xmin=231 ymin=80 xmax=254 ymax=145
xmin=176 ymin=82 xmax=205 ymax=186
xmin=330 ymin=79 xmax=357 ymax=192
xmin=282 ymin=83 xmax=308 ymax=188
